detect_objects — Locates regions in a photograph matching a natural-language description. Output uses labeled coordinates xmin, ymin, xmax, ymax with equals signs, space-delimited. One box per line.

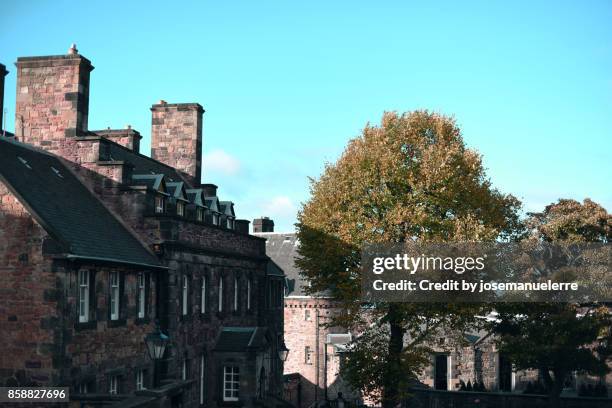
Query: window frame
xmin=136 ymin=369 xmax=146 ymax=391
xmin=78 ymin=270 xmax=90 ymax=323
xmin=182 ymin=275 xmax=189 ymax=316
xmin=218 ymin=276 xmax=224 ymax=313
xmin=109 ymin=375 xmax=118 ymax=395
xmin=247 ymin=278 xmax=252 ymax=311
xmin=137 ymin=272 xmax=146 ymax=319
xmin=177 ymin=201 xmax=185 ymax=217
xmin=305 ymin=346 xmax=313 ymax=365
xmin=154 ymin=195 xmax=166 ymax=214
xmin=201 ymin=275 xmax=207 ymax=314
xmin=233 ymin=276 xmax=239 ymax=312
xmin=182 ymin=359 xmax=188 ymax=381
xmin=200 ymin=355 xmax=206 ymax=405
xmin=223 ymin=366 xmax=240 ymax=402
xmin=109 ymin=271 xmax=120 ymax=321
xmin=196 ymin=207 xmax=204 ymax=222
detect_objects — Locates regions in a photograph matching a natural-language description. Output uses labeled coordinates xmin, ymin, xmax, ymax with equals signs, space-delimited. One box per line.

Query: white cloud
xmin=203 ymin=149 xmax=241 ymax=176
xmin=262 ymin=196 xmax=297 ymax=219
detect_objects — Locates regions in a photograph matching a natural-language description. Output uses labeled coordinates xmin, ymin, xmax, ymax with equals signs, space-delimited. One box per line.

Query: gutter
xmin=58 ymin=254 xmax=169 ymax=270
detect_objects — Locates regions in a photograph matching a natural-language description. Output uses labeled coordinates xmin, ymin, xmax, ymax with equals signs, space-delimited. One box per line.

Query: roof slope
xmin=102 ymin=141 xmax=186 ymax=183
xmin=254 ymin=233 xmax=306 ymax=296
xmin=0 ymin=138 xmax=162 ymax=268
xmin=214 ymin=327 xmax=268 ymax=352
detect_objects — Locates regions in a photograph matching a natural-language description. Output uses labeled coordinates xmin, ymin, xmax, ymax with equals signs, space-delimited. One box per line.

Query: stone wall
xmin=0 ymin=182 xmax=58 ymax=386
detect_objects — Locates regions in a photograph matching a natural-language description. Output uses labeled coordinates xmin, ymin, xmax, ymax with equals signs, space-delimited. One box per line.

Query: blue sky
xmin=2 ymin=1 xmax=611 ymax=232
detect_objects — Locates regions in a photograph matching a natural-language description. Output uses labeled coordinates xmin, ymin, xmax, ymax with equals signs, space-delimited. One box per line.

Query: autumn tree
xmin=296 ymin=111 xmax=522 ymax=407
xmin=492 ymin=199 xmax=612 ymax=407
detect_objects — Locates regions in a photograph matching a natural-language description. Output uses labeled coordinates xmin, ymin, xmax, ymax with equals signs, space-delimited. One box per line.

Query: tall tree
xmin=493 ymin=199 xmax=612 ymax=407
xmin=296 ymin=111 xmax=521 ymax=406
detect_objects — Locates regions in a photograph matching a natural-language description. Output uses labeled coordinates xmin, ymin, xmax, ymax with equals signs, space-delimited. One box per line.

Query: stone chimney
xmin=151 ymin=101 xmax=204 ymax=186
xmin=235 ymin=219 xmax=250 ymax=234
xmin=253 ymin=217 xmax=274 ymax=233
xmin=94 ymin=125 xmax=142 ymax=153
xmin=15 ymin=44 xmax=94 ymax=148
xmin=201 ymin=183 xmax=217 ymax=197
xmin=0 ymin=63 xmax=7 ymax=134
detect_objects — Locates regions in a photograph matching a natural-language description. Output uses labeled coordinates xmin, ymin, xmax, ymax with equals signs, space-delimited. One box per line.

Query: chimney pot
xmin=253 ymin=217 xmax=274 ymax=233
xmin=68 ymin=43 xmax=78 ymax=54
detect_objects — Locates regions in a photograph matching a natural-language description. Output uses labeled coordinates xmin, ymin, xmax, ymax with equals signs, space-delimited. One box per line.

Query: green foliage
xmin=296 ymin=111 xmax=522 ymax=405
xmin=492 ymin=199 xmax=612 ymax=404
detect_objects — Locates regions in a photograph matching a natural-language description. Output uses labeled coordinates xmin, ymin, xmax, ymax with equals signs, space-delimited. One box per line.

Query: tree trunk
xmin=382 ymin=304 xmax=405 ymax=408
xmin=545 ymin=369 xmax=566 ymax=408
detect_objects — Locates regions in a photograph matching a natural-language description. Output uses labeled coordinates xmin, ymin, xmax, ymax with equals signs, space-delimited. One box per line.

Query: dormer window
xmin=155 ymin=195 xmax=166 ymax=214
xmin=177 ymin=201 xmax=185 ymax=217
xmin=226 ymin=218 xmax=234 ymax=230
xmin=196 ymin=207 xmax=204 ymax=222
xmin=212 ymin=213 xmax=219 ymax=226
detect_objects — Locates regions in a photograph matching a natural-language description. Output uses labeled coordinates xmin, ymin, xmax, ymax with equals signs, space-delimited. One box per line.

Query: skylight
xmin=17 ymin=156 xmax=32 ymax=169
xmin=51 ymin=166 xmax=64 ymax=179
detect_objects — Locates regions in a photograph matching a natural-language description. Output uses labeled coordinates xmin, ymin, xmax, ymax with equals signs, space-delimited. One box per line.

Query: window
xmin=110 ymin=272 xmax=120 ymax=321
xmin=247 ymin=279 xmax=252 ymax=311
xmin=218 ymin=277 xmax=224 ymax=312
xmin=182 ymin=359 xmax=188 ymax=381
xmin=233 ymin=277 xmax=239 ymax=312
xmin=182 ymin=275 xmax=189 ymax=316
xmin=201 ymin=276 xmax=207 ymax=314
xmin=137 ymin=273 xmax=146 ymax=319
xmin=305 ymin=309 xmax=311 ymax=321
xmin=212 ymin=213 xmax=219 ymax=226
xmin=223 ymin=366 xmax=240 ymax=401
xmin=79 ymin=270 xmax=90 ymax=323
xmin=305 ymin=346 xmax=313 ymax=364
xmin=196 ymin=207 xmax=204 ymax=222
xmin=155 ymin=195 xmax=166 ymax=214
xmin=177 ymin=201 xmax=185 ymax=217
xmin=78 ymin=382 xmax=89 ymax=394
xmin=200 ymin=355 xmax=206 ymax=405
xmin=226 ymin=217 xmax=234 ymax=229
xmin=109 ymin=375 xmax=118 ymax=394
xmin=136 ymin=369 xmax=146 ymax=390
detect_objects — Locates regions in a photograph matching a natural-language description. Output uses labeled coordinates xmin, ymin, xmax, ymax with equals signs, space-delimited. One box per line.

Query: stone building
xmin=0 ymin=46 xmax=287 ymax=408
xmin=252 ymin=223 xmax=355 ymax=408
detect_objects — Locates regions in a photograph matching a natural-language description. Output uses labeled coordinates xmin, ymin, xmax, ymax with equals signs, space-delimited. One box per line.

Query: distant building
xmin=253 ymin=220 xmax=611 ymax=403
xmin=253 ymin=222 xmax=356 ymax=408
xmin=0 ymin=46 xmax=287 ymax=408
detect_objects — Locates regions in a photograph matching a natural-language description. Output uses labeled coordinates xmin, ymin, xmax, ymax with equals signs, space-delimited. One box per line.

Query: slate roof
xmin=253 ymin=233 xmax=306 ymax=296
xmin=205 ymin=196 xmax=220 ymax=213
xmin=267 ymin=259 xmax=286 ymax=278
xmin=132 ymin=174 xmax=167 ymax=193
xmin=0 ymin=138 xmax=163 ymax=269
xmin=101 ymin=140 xmax=186 ymax=184
xmin=186 ymin=189 xmax=206 ymax=208
xmin=166 ymin=182 xmax=189 ymax=202
xmin=214 ymin=327 xmax=268 ymax=352
xmin=219 ymin=201 xmax=235 ymax=217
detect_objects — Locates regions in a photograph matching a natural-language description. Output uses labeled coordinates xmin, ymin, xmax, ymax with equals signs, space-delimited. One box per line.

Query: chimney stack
xmin=15 ymin=44 xmax=94 ymax=149
xmin=253 ymin=217 xmax=274 ymax=233
xmin=0 ymin=63 xmax=7 ymax=135
xmin=151 ymin=101 xmax=204 ymax=186
xmin=235 ymin=219 xmax=251 ymax=234
xmin=201 ymin=183 xmax=217 ymax=197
